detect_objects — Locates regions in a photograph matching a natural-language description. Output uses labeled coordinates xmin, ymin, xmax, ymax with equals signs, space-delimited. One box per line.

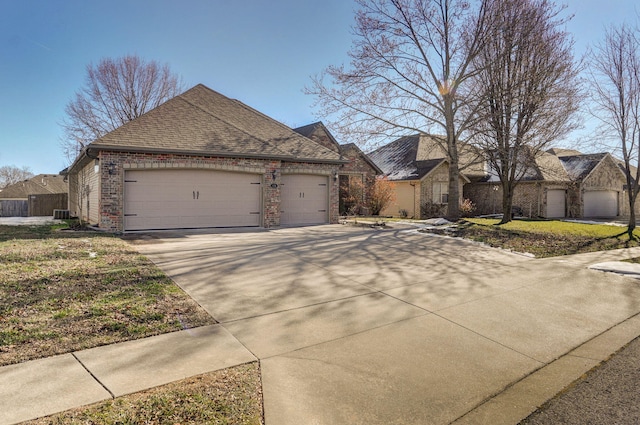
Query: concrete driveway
xmin=134 ymin=224 xmax=640 ymax=425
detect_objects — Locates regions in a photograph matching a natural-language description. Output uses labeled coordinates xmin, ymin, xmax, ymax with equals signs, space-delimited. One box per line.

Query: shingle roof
xmin=369 ymin=135 xmax=445 ymax=180
xmin=0 ymin=174 xmax=67 ymax=199
xmin=558 ymin=153 xmax=608 ymax=180
xmin=88 ymin=84 xmax=342 ymax=163
xmin=293 ymin=122 xmax=383 ymax=174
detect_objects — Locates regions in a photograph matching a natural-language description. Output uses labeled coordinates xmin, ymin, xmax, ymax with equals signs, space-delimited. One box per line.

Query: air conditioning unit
xmin=53 ymin=209 xmax=70 ymax=219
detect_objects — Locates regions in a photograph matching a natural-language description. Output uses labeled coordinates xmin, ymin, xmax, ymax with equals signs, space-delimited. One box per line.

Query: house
xmin=65 ymin=84 xmax=347 ymax=232
xmin=370 ymin=132 xmax=628 ymax=219
xmin=464 ymin=149 xmax=571 ymax=218
xmin=0 ymin=174 xmax=68 ymax=217
xmin=293 ymin=122 xmax=382 ymax=214
xmin=368 ymin=134 xmax=474 ymax=218
xmin=464 ymin=149 xmax=627 ymax=219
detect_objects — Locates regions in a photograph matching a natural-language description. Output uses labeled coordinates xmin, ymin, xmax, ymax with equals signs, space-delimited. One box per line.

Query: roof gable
xmin=0 ymin=174 xmax=67 ymax=199
xmin=293 ymin=122 xmax=341 ymax=153
xmin=339 ymin=143 xmax=383 ymax=174
xmin=88 ymin=84 xmax=342 ymax=163
xmin=369 ymin=135 xmax=422 ymax=180
xmin=558 ymin=153 xmax=608 ymax=180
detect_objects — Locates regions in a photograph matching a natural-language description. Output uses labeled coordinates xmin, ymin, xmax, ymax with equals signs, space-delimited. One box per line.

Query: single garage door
xmin=546 ymin=189 xmax=566 ymax=218
xmin=280 ymin=174 xmax=329 ymax=225
xmin=124 ymin=169 xmax=261 ymax=231
xmin=584 ymin=190 xmax=618 ymax=218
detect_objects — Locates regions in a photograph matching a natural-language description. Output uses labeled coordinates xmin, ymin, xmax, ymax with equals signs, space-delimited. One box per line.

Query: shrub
xmin=460 ymin=198 xmax=476 ymax=217
xmin=367 ymin=176 xmax=396 ymax=215
xmin=421 ymin=202 xmax=447 ymax=219
xmin=340 ymin=177 xmax=366 ymax=215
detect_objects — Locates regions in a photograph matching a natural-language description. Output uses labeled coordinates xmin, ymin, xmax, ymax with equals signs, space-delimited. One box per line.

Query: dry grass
xmin=0 ymin=226 xmax=215 ymax=366
xmin=22 ymin=362 xmax=264 ymax=425
xmin=1 ymin=224 xmax=264 ymax=424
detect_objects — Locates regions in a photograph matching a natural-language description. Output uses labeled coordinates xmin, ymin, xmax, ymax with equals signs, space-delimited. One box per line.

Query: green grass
xmin=465 ymin=218 xmax=639 ymax=238
xmin=428 ymin=218 xmax=640 ymax=257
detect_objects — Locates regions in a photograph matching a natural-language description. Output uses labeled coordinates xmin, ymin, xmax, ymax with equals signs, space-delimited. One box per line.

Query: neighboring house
xmin=293 ymin=122 xmax=382 ymax=214
xmin=464 ymin=149 xmax=571 ymax=218
xmin=464 ymin=149 xmax=627 ymax=219
xmin=0 ymin=174 xmax=68 ymax=217
xmin=370 ymin=133 xmax=628 ymax=219
xmin=65 ymin=84 xmax=346 ymax=232
xmin=368 ymin=134 xmax=473 ymax=218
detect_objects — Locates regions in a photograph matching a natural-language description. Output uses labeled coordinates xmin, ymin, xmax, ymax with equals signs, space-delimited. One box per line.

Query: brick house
xmin=369 ymin=134 xmax=628 ymax=219
xmin=65 ymin=84 xmax=346 ymax=232
xmin=464 ymin=149 xmax=628 ymax=219
xmin=293 ymin=122 xmax=382 ymax=214
xmin=368 ymin=134 xmax=472 ymax=218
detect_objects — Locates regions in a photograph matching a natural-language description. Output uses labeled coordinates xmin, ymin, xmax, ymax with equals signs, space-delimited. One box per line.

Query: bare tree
xmin=307 ymin=0 xmax=492 ymax=219
xmin=0 ymin=165 xmax=34 ymax=188
xmin=588 ymin=23 xmax=640 ymax=236
xmin=474 ymin=0 xmax=581 ymax=224
xmin=61 ymin=55 xmax=184 ymax=162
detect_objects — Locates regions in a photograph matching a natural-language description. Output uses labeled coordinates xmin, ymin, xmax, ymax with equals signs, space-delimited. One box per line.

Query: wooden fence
xmin=0 ymin=200 xmax=28 ymax=217
xmin=28 ymin=193 xmax=68 ymax=216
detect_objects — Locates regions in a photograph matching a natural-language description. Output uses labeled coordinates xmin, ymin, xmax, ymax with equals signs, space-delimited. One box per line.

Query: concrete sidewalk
xmin=3 ymin=225 xmax=640 ymax=424
xmin=0 ymin=325 xmax=256 ymax=425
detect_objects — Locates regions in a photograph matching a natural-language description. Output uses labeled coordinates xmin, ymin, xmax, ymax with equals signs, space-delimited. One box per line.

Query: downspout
xmin=410 ymin=181 xmax=416 ymax=218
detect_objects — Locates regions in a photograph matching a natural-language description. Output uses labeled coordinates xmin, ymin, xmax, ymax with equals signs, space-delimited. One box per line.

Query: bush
xmin=368 ymin=176 xmax=396 ymax=215
xmin=340 ymin=177 xmax=366 ymax=215
xmin=421 ymin=202 xmax=447 ymax=218
xmin=421 ymin=199 xmax=476 ymax=219
xmin=460 ymin=198 xmax=476 ymax=217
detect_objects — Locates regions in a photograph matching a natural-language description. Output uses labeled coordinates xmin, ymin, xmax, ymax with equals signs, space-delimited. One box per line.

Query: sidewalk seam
xmin=449 ymin=311 xmax=640 ymax=425
xmin=71 ymin=353 xmax=115 ymax=399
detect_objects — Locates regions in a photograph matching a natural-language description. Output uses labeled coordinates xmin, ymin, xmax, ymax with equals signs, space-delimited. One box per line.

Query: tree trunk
xmin=445 ymin=96 xmax=460 ymax=221
xmin=499 ymin=181 xmax=514 ymax=224
xmin=447 ymin=156 xmax=461 ymax=221
xmin=628 ymin=188 xmax=637 ymax=239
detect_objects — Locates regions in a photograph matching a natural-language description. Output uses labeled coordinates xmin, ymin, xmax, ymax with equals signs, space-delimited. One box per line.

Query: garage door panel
xmin=281 ymin=174 xmax=329 ymax=226
xmin=546 ymin=190 xmax=566 ymax=218
xmin=584 ymin=191 xmax=618 ymax=218
xmin=124 ymin=170 xmax=261 ymax=231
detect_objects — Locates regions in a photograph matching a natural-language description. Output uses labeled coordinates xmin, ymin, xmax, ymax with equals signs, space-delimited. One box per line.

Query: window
xmin=433 ymin=182 xmax=449 ymax=204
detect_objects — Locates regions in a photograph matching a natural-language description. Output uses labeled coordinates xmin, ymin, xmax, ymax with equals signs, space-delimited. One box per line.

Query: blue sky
xmin=0 ymin=0 xmax=637 ymax=175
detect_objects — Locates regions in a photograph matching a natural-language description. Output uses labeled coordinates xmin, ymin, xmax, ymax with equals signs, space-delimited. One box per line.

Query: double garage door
xmin=123 ymin=170 xmax=329 ymax=231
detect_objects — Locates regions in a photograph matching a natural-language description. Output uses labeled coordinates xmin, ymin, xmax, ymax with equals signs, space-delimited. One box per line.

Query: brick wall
xmin=465 ymin=181 xmax=576 ymax=218
xmin=419 ymin=163 xmax=465 ymax=218
xmin=338 ymin=145 xmax=379 ymax=212
xmin=303 ymin=126 xmax=340 ymax=153
xmin=82 ymin=151 xmax=339 ymax=232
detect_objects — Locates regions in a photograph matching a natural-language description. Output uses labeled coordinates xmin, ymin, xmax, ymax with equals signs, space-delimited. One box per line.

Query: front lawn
xmin=436 ymin=218 xmax=640 ymax=257
xmin=22 ymin=363 xmax=263 ymax=425
xmin=0 ymin=224 xmax=215 ymax=366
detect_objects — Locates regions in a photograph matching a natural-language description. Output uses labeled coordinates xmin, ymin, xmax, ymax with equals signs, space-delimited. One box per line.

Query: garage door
xmin=124 ymin=169 xmax=261 ymax=231
xmin=280 ymin=174 xmax=329 ymax=225
xmin=546 ymin=189 xmax=566 ymax=218
xmin=584 ymin=190 xmax=618 ymax=218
